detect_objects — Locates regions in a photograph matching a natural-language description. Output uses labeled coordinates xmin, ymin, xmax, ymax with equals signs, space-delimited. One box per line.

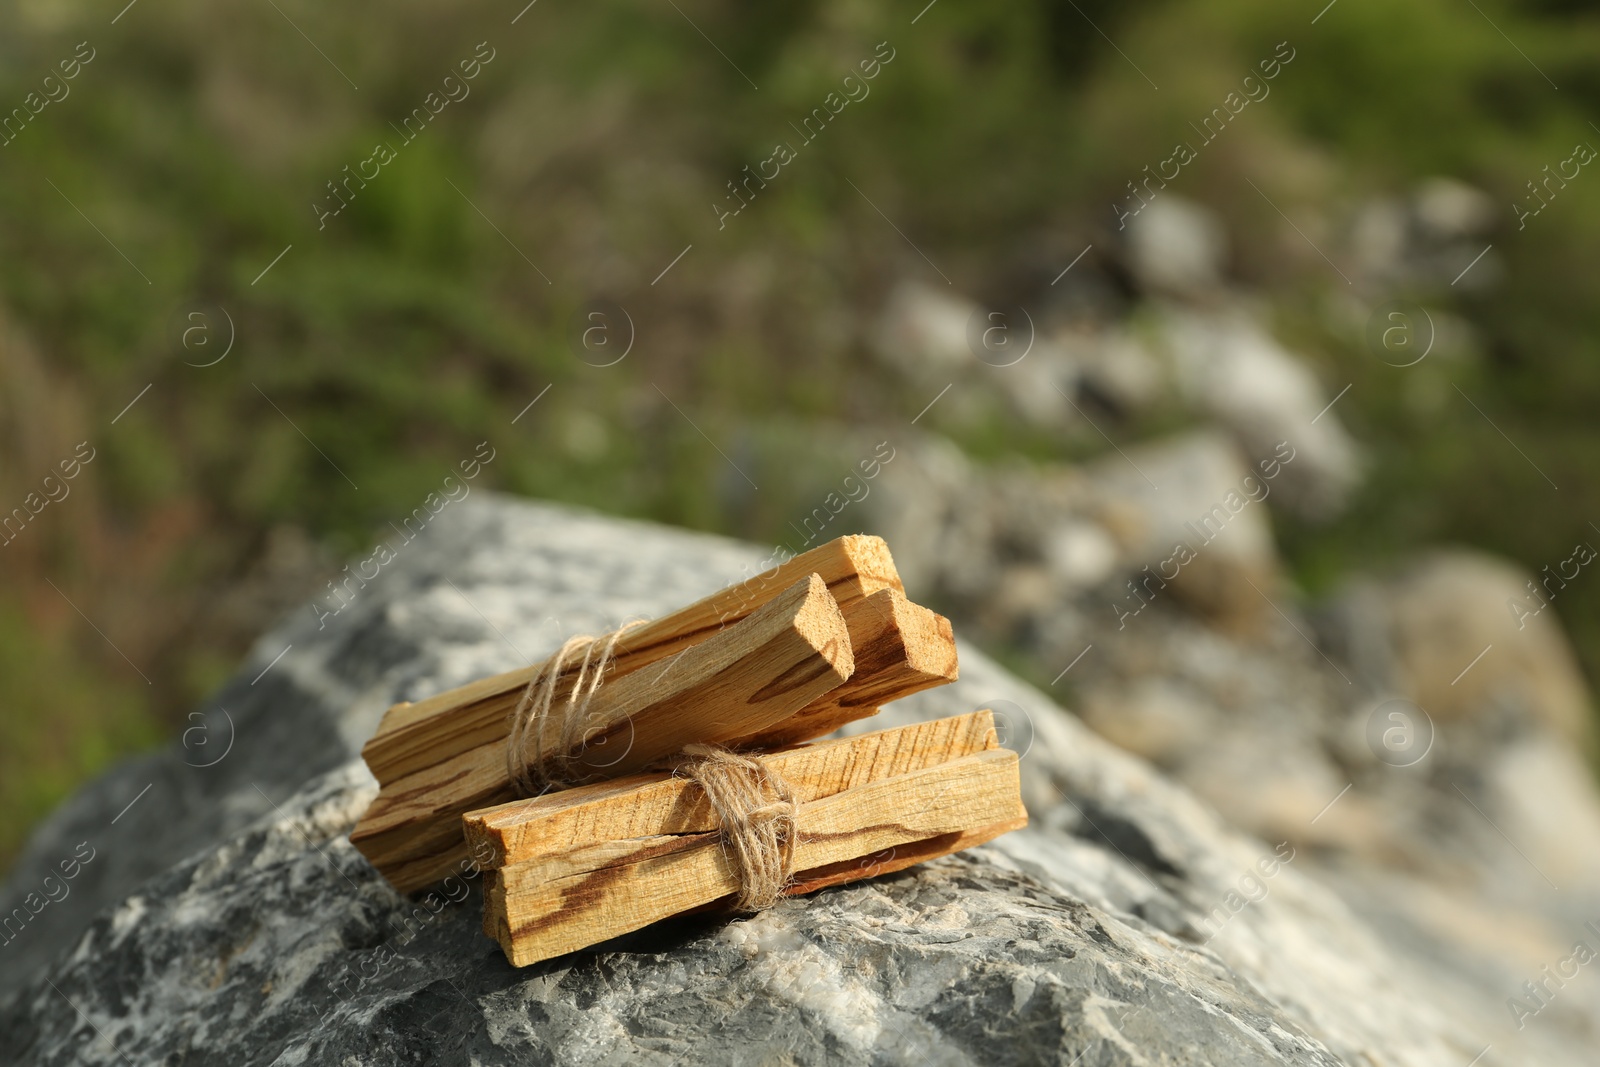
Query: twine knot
xmin=506 ymin=619 xmax=650 ymax=797
xmin=680 ymin=743 xmax=799 ymax=912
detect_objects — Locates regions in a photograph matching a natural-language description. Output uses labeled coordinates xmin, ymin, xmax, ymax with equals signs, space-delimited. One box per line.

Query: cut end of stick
xmin=900 ymin=599 xmax=958 ymax=682
xmin=831 ymin=534 xmax=903 ymax=600
xmin=789 ymin=571 xmax=856 ymax=684
xmin=728 ymin=588 xmax=957 ymax=748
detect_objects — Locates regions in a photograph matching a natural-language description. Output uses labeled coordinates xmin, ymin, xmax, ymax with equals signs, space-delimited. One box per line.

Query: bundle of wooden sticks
xmin=350 ymin=534 xmax=1027 ymax=967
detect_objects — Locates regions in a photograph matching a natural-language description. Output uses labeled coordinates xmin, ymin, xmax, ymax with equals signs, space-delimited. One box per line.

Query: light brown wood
xmin=472 ymin=712 xmax=1006 ymax=934
xmin=465 ymin=711 xmax=1000 ymax=868
xmin=480 ymin=817 xmax=1022 ymax=945
xmin=351 ymin=572 xmax=855 ymax=892
xmin=485 ymin=748 xmax=1025 ymax=967
xmin=727 ymin=588 xmax=958 ymax=749
xmin=362 ymin=535 xmax=902 ymax=782
xmin=480 ymin=816 xmax=1024 ymax=944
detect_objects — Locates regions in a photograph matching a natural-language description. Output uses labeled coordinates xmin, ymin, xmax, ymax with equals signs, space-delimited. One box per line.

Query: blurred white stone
xmin=1156 ymin=307 xmax=1360 ymax=518
xmin=1491 ymin=735 xmax=1600 ymax=891
xmin=1361 ymin=550 xmax=1592 ymax=745
xmin=1126 ymin=196 xmax=1227 ymax=297
xmin=1413 ymin=177 xmax=1496 ymax=240
xmin=1083 ymin=430 xmax=1279 ymax=624
xmin=862 ymin=428 xmax=1284 ymax=634
xmin=1350 ymin=198 xmax=1409 ymax=283
xmin=856 ymin=431 xmax=985 ymax=599
xmin=870 ymin=280 xmax=976 ymax=378
xmin=1347 ymin=178 xmax=1498 ymax=290
xmin=1068 ymin=325 xmax=1166 ymax=412
xmin=1043 ymin=521 xmax=1119 ymax=589
xmin=988 ymin=339 xmax=1079 ymax=426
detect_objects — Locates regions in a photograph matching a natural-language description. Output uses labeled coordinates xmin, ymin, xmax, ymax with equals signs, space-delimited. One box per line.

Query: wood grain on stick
xmin=485 ymin=749 xmax=1025 ymax=967
xmin=471 ymin=712 xmax=1027 ymax=967
xmin=465 ymin=710 xmax=999 ymax=869
xmin=728 ymin=588 xmax=957 ymax=749
xmin=351 ymin=572 xmax=854 ymax=892
xmin=361 ymin=535 xmax=901 ymax=782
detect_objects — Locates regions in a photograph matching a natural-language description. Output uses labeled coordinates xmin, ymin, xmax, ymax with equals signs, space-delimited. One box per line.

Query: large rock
xmin=0 ymin=498 xmax=765 ymax=995
xmin=0 ymin=496 xmax=1593 ymax=1065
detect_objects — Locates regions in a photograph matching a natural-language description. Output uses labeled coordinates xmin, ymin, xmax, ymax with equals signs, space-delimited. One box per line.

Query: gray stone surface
xmin=0 ymin=499 xmax=762 ymax=998
xmin=0 ymin=496 xmax=1593 ymax=1065
xmin=0 ymin=761 xmax=1343 ymax=1067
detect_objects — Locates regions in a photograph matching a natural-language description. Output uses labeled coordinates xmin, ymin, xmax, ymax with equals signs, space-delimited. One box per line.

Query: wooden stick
xmin=361 ymin=535 xmax=901 ymax=783
xmin=472 ymin=712 xmax=1004 ymax=933
xmin=725 ymin=588 xmax=957 ymax=749
xmin=483 ymin=748 xmax=1026 ymax=967
xmin=481 ymin=819 xmax=1018 ymax=948
xmin=465 ymin=710 xmax=999 ymax=869
xmin=352 ymin=573 xmax=854 ymax=892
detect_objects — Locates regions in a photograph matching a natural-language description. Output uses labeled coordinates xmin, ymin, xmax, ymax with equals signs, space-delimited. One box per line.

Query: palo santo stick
xmin=352 ymin=573 xmax=853 ymax=893
xmin=472 ymin=712 xmax=1007 ymax=939
xmin=483 ymin=747 xmax=1026 ymax=967
xmin=480 ymin=819 xmax=1020 ymax=946
xmin=726 ymin=588 xmax=957 ymax=749
xmin=465 ymin=710 xmax=999 ymax=869
xmin=362 ymin=534 xmax=902 ymax=783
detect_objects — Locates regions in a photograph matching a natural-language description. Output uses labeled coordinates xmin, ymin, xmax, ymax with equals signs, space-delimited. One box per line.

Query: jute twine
xmin=505 ymin=621 xmax=799 ymax=911
xmin=680 ymin=743 xmax=799 ymax=912
xmin=505 ymin=619 xmax=650 ymax=797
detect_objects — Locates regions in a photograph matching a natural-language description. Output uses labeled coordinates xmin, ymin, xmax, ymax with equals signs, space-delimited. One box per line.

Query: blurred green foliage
xmin=2 ymin=0 xmax=1599 ymax=870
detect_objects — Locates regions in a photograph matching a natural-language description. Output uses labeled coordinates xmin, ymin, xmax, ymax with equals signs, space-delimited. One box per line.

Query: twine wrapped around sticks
xmin=680 ymin=743 xmax=799 ymax=912
xmin=505 ymin=619 xmax=651 ymax=797
xmin=506 ymin=622 xmax=799 ymax=911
